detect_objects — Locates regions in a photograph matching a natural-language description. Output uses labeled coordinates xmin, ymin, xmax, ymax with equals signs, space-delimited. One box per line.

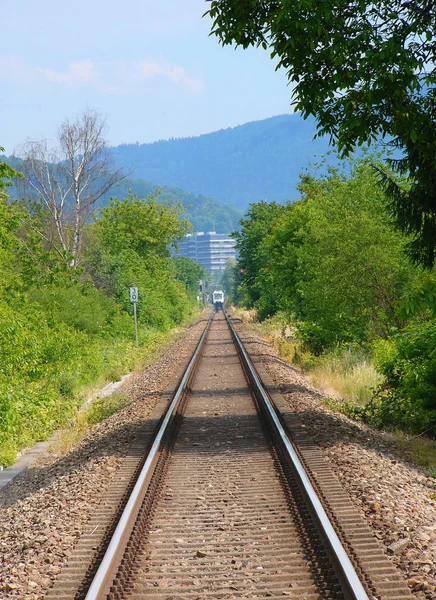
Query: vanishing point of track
xmin=46 ymin=312 xmax=414 ymax=600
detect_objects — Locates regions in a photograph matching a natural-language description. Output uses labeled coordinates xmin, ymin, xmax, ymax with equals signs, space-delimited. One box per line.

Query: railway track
xmin=46 ymin=312 xmax=414 ymax=600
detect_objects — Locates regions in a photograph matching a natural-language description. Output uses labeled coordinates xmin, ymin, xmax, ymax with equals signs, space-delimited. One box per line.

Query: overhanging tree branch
xmin=208 ymin=0 xmax=436 ymax=265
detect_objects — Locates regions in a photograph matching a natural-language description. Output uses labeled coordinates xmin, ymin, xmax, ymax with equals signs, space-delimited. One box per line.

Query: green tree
xmin=0 ymin=148 xmax=21 ymax=193
xmin=292 ymin=164 xmax=415 ymax=350
xmin=220 ymin=258 xmax=241 ymax=305
xmin=208 ymin=1 xmax=436 ymax=265
xmin=233 ymin=201 xmax=285 ymax=308
xmin=93 ymin=192 xmax=189 ymax=261
xmin=253 ymin=197 xmax=309 ymax=321
xmin=236 ymin=158 xmax=418 ymax=352
xmin=85 ymin=192 xmax=192 ymax=328
xmin=174 ymin=256 xmax=205 ymax=298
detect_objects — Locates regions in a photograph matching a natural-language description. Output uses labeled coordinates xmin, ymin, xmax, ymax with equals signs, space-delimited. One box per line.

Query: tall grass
xmin=237 ymin=311 xmax=302 ymax=364
xmin=392 ymin=431 xmax=436 ymax=478
xmin=309 ymin=348 xmax=382 ymax=405
xmin=243 ymin=312 xmax=381 ymax=406
xmin=50 ymin=392 xmax=130 ymax=456
xmin=239 ymin=311 xmax=436 ymax=477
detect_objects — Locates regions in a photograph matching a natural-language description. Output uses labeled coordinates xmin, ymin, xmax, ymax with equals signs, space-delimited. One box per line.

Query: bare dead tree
xmin=17 ymin=110 xmax=125 ymax=267
xmin=17 ymin=140 xmax=71 ymax=257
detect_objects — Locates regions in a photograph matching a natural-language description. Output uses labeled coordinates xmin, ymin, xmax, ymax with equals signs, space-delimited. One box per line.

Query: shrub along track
xmin=44 ymin=312 xmax=413 ymax=600
xmin=0 ymin=318 xmax=209 ymax=599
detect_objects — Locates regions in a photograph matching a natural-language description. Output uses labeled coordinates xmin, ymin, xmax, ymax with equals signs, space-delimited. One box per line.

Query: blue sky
xmin=1 ymin=0 xmax=293 ymax=153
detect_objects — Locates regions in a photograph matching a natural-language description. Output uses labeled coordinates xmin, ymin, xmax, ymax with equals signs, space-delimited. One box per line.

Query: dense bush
xmin=363 ymin=323 xmax=436 ymax=435
xmin=231 ymin=156 xmax=436 ymax=434
xmin=28 ymin=284 xmax=128 ymax=336
xmin=0 ymin=291 xmax=156 ymax=464
xmin=0 ymin=190 xmax=199 ymax=466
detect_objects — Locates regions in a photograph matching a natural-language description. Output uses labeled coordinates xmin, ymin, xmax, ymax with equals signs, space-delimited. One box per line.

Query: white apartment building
xmin=176 ymin=232 xmax=236 ymax=272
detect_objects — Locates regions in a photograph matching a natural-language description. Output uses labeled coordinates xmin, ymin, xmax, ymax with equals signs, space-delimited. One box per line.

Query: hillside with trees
xmin=225 ymin=155 xmax=436 ymax=438
xmin=101 ymin=179 xmax=242 ymax=234
xmin=0 ymin=117 xmax=203 ymax=467
xmin=110 ymin=114 xmax=333 ymax=211
xmin=3 ymin=157 xmax=242 ymax=235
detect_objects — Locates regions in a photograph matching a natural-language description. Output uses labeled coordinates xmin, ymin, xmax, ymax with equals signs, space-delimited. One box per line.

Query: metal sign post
xmin=129 ymin=287 xmax=139 ymax=347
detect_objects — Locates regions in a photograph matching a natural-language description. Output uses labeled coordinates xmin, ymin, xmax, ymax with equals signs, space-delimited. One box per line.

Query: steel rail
xmin=84 ymin=314 xmax=213 ymax=600
xmin=226 ymin=313 xmax=370 ymax=600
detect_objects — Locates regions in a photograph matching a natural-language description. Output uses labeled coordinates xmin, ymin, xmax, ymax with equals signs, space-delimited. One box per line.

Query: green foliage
xmin=372 ymin=339 xmax=400 ymax=379
xmin=236 ymin=158 xmax=416 ymax=351
xmin=85 ymin=393 xmax=130 ymax=426
xmin=93 ymin=192 xmax=190 ymax=258
xmin=174 ymin=256 xmax=204 ymax=298
xmin=231 ymin=155 xmax=436 ymax=436
xmin=399 ymin=271 xmax=436 ymax=319
xmin=233 ymin=201 xmax=285 ymax=309
xmin=28 ymin=283 xmax=128 ymax=336
xmin=0 ymin=291 xmax=140 ymax=467
xmin=377 ymin=321 xmax=436 ymax=414
xmin=0 ymin=190 xmax=198 ymax=466
xmin=0 ymin=148 xmax=21 ymax=190
xmin=365 ymin=320 xmax=436 ymax=435
xmin=86 ymin=192 xmax=193 ymax=330
xmin=0 ymin=199 xmax=23 ymax=295
xmin=291 ymin=163 xmax=414 ymax=349
xmin=208 ymin=1 xmax=436 ymax=266
xmin=220 ymin=258 xmax=240 ymax=305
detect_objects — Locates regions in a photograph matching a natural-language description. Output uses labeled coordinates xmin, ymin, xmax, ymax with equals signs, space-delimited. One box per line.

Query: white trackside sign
xmin=130 ymin=287 xmax=138 ymax=303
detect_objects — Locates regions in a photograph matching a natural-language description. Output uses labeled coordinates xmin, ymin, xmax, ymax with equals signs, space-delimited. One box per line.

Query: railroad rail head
xmin=45 ymin=310 xmax=415 ymax=600
xmin=225 ymin=312 xmax=370 ymax=600
xmin=83 ymin=313 xmax=213 ymax=600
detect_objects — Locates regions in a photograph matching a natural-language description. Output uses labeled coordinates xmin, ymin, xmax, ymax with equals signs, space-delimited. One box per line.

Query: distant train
xmin=212 ymin=290 xmax=224 ymax=311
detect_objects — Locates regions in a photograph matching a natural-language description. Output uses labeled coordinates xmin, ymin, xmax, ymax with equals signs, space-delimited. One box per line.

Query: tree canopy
xmin=174 ymin=256 xmax=205 ymax=298
xmin=0 ymin=148 xmax=20 ymax=192
xmin=208 ymin=0 xmax=436 ymax=265
xmin=233 ymin=158 xmax=418 ymax=349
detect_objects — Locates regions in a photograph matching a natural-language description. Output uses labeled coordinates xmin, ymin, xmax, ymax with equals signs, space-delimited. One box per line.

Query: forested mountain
xmin=99 ymin=179 xmax=242 ymax=234
xmin=110 ymin=114 xmax=333 ymax=211
xmin=2 ymin=157 xmax=242 ymax=234
xmin=4 ymin=113 xmax=331 ymax=226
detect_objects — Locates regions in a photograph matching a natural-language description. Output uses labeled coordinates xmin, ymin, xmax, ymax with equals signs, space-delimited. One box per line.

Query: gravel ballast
xmin=236 ymin=322 xmax=436 ymax=600
xmin=0 ymin=318 xmax=207 ymax=599
xmin=1 ymin=314 xmax=435 ymax=600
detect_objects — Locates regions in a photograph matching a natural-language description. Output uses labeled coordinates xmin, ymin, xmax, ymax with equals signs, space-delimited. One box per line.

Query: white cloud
xmin=0 ymin=55 xmax=204 ymax=94
xmin=134 ymin=59 xmax=204 ymax=93
xmin=38 ymin=60 xmax=97 ymax=86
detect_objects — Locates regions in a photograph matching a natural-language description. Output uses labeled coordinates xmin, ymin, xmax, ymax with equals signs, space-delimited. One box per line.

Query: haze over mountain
xmin=3 ymin=113 xmax=334 ymax=233
xmin=100 ymin=179 xmax=243 ymax=233
xmin=2 ymin=155 xmax=242 ymax=234
xmin=111 ymin=114 xmax=333 ymax=212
